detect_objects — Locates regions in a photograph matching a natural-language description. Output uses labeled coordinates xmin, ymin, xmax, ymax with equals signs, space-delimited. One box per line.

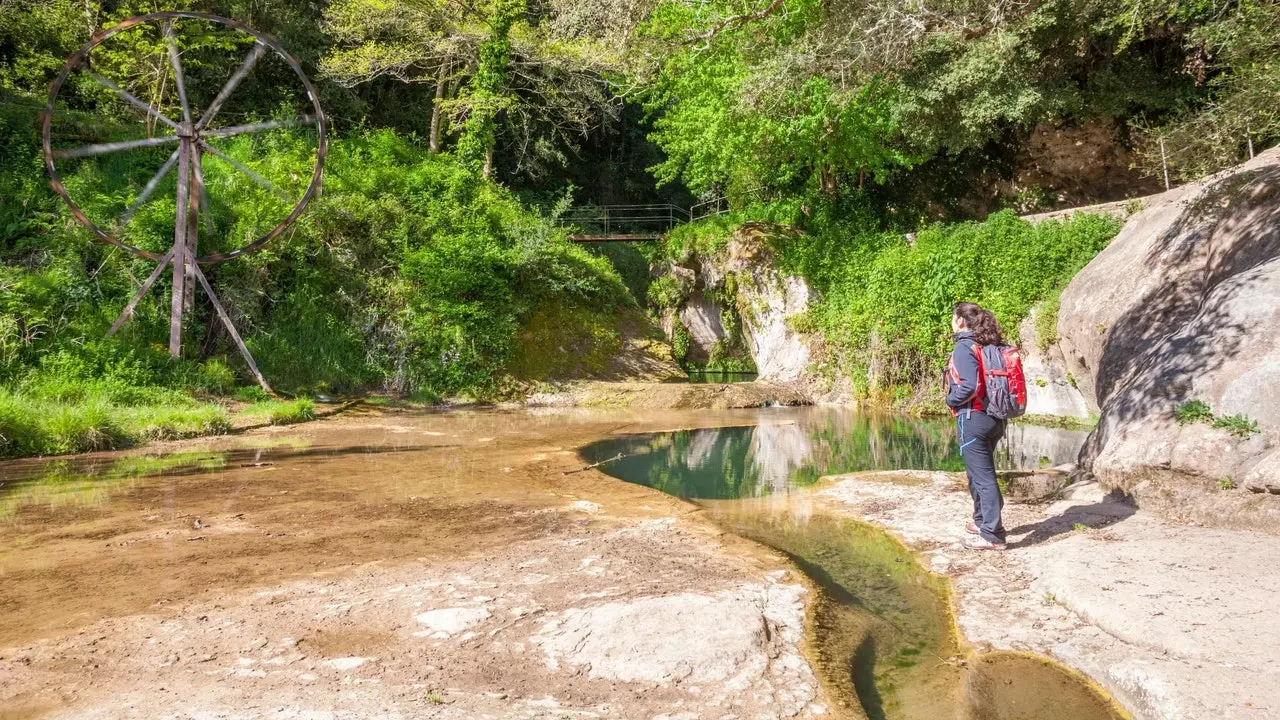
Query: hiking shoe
xmin=962 ymin=534 xmax=1007 ymax=551
xmin=965 ymin=521 xmax=980 ymax=535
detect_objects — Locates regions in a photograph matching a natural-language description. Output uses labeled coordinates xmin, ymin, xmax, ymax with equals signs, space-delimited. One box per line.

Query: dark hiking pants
xmin=957 ymin=409 xmax=1007 ymax=544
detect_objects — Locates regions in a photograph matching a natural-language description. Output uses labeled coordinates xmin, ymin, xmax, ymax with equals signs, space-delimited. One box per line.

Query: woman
xmin=946 ymin=302 xmax=1007 ymax=550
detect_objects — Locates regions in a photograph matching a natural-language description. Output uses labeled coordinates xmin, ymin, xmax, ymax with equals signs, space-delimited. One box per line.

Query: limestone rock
xmin=530 ymin=584 xmax=810 ymax=699
xmin=678 ymin=294 xmax=727 ymax=359
xmin=414 ymin=607 xmax=491 ymax=636
xmin=723 ymin=225 xmax=815 ymax=382
xmin=1057 ymin=147 xmax=1280 ymax=531
xmin=1018 ymin=310 xmax=1090 ymax=419
xmin=533 ymin=592 xmax=766 ymax=683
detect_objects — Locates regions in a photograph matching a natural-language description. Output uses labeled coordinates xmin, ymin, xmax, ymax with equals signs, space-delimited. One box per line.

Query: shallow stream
xmin=581 ymin=408 xmax=1121 ymax=720
xmin=0 ymin=406 xmax=1122 ymax=719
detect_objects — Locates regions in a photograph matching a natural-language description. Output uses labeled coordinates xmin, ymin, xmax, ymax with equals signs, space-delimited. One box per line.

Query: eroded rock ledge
xmin=820 ymin=470 xmax=1280 ymax=720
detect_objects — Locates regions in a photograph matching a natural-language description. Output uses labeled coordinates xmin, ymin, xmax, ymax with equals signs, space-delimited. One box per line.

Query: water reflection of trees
xmin=584 ymin=413 xmax=1087 ymax=501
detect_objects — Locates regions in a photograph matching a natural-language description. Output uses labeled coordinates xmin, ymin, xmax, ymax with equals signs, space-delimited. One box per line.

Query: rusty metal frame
xmin=41 ymin=10 xmax=327 ymax=264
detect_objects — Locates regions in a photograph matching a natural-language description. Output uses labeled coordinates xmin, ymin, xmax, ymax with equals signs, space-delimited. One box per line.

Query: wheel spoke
xmin=163 ymin=21 xmax=193 ymax=124
xmin=87 ymin=72 xmax=180 ymax=131
xmin=192 ymin=147 xmax=214 ymax=234
xmin=54 ymin=134 xmax=180 ymax=159
xmin=198 ymin=140 xmax=289 ymax=201
xmin=196 ymin=43 xmax=267 ymax=131
xmin=118 ymin=147 xmax=181 ymax=226
xmin=201 ymin=116 xmax=315 ymax=139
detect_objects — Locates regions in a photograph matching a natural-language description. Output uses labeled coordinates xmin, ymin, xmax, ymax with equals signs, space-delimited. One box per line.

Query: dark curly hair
xmin=954 ymin=302 xmax=1004 ymax=346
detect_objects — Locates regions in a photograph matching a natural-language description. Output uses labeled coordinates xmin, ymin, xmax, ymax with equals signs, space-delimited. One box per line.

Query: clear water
xmin=579 ymin=408 xmax=1087 ymax=500
xmin=581 ymin=408 xmax=1120 ymax=720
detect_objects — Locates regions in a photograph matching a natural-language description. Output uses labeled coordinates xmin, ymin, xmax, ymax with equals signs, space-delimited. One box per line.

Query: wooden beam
xmin=108 ymin=248 xmax=175 ymax=336
xmin=170 ymin=139 xmax=191 ymax=357
xmin=190 ymin=260 xmax=273 ymax=394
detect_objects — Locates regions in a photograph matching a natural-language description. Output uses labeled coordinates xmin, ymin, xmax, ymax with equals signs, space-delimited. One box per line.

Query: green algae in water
xmin=581 ymin=411 xmax=1121 ymax=720
xmin=704 ymin=502 xmax=963 ymax=719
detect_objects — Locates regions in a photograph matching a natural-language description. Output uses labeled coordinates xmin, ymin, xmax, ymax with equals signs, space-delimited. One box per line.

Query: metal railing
xmin=563 ymin=199 xmax=730 ymax=240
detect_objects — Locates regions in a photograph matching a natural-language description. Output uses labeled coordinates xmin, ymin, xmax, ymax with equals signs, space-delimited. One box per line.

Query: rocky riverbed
xmin=819 ymin=470 xmax=1280 ymax=720
xmin=0 ymin=408 xmax=825 ymax=719
xmin=3 ymin=406 xmax=1273 ymax=720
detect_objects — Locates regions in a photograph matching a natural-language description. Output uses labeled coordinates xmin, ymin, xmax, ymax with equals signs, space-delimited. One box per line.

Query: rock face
xmin=532 ymin=583 xmax=817 ymax=713
xmin=722 ymin=227 xmax=815 ymax=381
xmin=1018 ymin=310 xmax=1091 ymax=419
xmin=1058 ymin=147 xmax=1280 ymax=531
xmin=679 ymin=294 xmax=727 ymax=360
xmin=657 ymin=223 xmax=816 ymax=383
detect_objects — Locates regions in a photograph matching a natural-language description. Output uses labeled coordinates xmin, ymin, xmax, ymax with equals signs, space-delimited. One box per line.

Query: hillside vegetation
xmin=2 ymin=0 xmax=1278 ymax=454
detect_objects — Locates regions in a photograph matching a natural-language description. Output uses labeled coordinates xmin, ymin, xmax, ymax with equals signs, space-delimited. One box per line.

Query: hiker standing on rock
xmin=946 ymin=302 xmax=1011 ymax=550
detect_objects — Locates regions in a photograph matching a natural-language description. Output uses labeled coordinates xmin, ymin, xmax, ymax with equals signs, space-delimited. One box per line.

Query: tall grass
xmin=0 ymin=389 xmax=229 ymax=459
xmin=238 ymin=398 xmax=317 ymax=426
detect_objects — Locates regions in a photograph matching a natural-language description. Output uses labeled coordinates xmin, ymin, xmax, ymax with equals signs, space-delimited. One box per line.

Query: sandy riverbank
xmin=818 ymin=471 xmax=1280 ymax=720
xmin=0 ymin=408 xmax=827 ymax=719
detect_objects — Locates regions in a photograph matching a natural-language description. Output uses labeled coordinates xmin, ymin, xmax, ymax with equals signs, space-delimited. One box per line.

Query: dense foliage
xmin=796 ymin=211 xmax=1122 ymax=399
xmin=633 ymin=0 xmax=1278 ymax=212
xmin=651 ymin=204 xmax=1121 ymax=402
xmin=2 ymin=0 xmax=1278 ymax=457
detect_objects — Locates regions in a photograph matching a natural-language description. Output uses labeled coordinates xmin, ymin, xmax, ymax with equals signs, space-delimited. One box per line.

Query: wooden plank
xmin=190 ymin=261 xmax=273 ymax=394
xmin=184 ymin=145 xmax=200 ymax=312
xmin=170 ymin=140 xmax=191 ymax=358
xmin=107 ymin=248 xmax=174 ymax=336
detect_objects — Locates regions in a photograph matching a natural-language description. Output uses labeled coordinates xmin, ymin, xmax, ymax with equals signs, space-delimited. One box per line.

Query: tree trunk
xmin=483 ymin=144 xmax=495 ymax=178
xmin=429 ymin=71 xmax=446 ymax=154
xmin=820 ymin=164 xmax=838 ymax=195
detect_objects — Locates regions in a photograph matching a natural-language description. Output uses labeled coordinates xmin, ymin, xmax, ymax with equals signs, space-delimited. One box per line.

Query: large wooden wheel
xmin=41 ymin=11 xmax=329 ymax=392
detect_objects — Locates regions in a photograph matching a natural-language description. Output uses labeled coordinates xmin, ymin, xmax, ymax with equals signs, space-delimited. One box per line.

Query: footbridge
xmin=564 ymin=198 xmax=727 ymax=242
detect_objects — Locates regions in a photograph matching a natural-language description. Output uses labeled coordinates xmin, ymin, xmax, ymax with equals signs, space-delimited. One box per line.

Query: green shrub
xmin=240 ymin=399 xmax=317 ymax=426
xmin=797 ymin=210 xmax=1121 ymax=391
xmin=1175 ymin=399 xmax=1214 ymax=425
xmin=1212 ymin=413 xmax=1261 ymax=438
xmin=193 ymin=358 xmax=237 ymax=395
xmin=1035 ymin=288 xmax=1064 ymax=351
xmin=647 ymin=275 xmax=685 ymax=309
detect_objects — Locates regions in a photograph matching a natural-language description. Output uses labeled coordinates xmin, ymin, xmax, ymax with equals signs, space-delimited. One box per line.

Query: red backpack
xmin=977 ymin=344 xmax=1028 ymax=420
xmin=947 ymin=343 xmax=1028 ymax=419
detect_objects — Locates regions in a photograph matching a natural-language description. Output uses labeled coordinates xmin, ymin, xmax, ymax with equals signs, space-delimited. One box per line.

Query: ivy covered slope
xmin=0 ymin=108 xmax=642 ymax=458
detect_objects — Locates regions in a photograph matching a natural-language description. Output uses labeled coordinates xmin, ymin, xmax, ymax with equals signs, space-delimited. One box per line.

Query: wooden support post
xmin=1159 ymin=138 xmax=1171 ymax=191
xmin=1247 ymin=123 xmax=1255 ymax=159
xmin=170 ymin=137 xmax=192 ymax=357
xmin=190 ymin=259 xmax=273 ymax=394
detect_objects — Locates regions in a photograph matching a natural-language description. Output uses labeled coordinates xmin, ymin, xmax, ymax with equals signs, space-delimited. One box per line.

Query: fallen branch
xmin=563 ymin=452 xmax=630 ymax=475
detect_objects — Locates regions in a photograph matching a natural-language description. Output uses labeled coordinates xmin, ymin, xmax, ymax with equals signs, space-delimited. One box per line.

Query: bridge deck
xmin=569 ymin=233 xmax=661 ymax=243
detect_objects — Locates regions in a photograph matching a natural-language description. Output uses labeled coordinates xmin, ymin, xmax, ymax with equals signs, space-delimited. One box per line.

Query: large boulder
xmin=1058 ymin=147 xmax=1280 ymax=531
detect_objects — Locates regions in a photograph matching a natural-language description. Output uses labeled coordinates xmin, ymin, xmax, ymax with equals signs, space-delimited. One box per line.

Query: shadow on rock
xmin=1006 ymin=496 xmax=1136 ymax=549
xmin=1094 ymin=163 xmax=1280 ymax=430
